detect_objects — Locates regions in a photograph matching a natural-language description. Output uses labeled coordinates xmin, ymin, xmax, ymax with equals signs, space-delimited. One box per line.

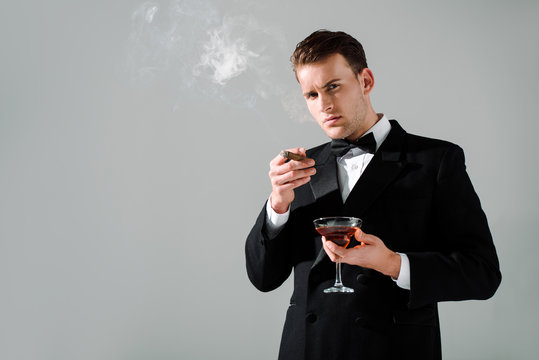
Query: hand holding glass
xmin=313 ymin=216 xmax=362 ymax=293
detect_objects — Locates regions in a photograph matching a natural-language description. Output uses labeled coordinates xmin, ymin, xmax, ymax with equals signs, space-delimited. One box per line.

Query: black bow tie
xmin=330 ymin=132 xmax=377 ymax=157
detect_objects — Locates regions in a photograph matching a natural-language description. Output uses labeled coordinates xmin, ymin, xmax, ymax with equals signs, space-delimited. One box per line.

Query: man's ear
xmin=358 ymin=68 xmax=375 ymax=95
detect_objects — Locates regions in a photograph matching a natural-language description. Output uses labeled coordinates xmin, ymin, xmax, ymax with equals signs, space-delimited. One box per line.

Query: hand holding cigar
xmin=269 ymin=148 xmax=316 ymax=214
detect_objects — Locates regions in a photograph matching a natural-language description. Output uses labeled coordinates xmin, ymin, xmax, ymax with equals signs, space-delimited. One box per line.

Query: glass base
xmin=323 ymin=285 xmax=354 ymax=293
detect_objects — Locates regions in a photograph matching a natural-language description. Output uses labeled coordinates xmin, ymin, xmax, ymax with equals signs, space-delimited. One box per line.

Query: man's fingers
xmin=273 ymin=176 xmax=312 ymax=191
xmin=270 ymin=153 xmax=288 ymax=167
xmin=322 ymin=237 xmax=335 ymax=261
xmin=270 ymin=148 xmax=315 ymax=175
xmin=354 ymin=228 xmax=380 ymax=246
xmin=322 ymin=238 xmax=346 ymax=262
xmin=325 ymin=241 xmax=345 ymax=256
xmin=355 ymin=228 xmax=370 ymax=243
xmin=271 ymin=166 xmax=316 ymax=187
xmin=276 ymin=157 xmax=315 ymax=174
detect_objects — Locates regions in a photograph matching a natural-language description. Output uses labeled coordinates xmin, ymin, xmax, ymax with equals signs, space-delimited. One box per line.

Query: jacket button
xmin=356 ymin=274 xmax=368 ymax=284
xmin=306 ymin=313 xmax=317 ymax=324
xmin=355 ymin=317 xmax=368 ymax=327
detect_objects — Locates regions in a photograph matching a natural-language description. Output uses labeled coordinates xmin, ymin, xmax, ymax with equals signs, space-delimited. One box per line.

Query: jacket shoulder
xmin=403 ymin=132 xmax=465 ymax=165
xmin=405 ymin=132 xmax=460 ymax=151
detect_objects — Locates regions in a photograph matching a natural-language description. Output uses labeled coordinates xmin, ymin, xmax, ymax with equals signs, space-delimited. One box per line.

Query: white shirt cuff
xmin=394 ymin=253 xmax=411 ymax=290
xmin=265 ymin=196 xmax=290 ymax=236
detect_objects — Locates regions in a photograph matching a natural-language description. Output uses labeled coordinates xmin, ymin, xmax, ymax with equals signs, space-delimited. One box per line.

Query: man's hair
xmin=291 ymin=30 xmax=368 ymax=76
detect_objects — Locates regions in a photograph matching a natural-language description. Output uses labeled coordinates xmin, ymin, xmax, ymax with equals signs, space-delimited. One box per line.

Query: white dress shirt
xmin=265 ymin=114 xmax=411 ymax=290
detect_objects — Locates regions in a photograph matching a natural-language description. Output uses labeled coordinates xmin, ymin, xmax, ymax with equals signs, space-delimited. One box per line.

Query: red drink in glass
xmin=313 ymin=217 xmax=362 ymax=294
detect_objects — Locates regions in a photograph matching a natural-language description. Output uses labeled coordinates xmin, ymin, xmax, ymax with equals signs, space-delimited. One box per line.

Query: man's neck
xmin=346 ymin=110 xmax=380 ymax=141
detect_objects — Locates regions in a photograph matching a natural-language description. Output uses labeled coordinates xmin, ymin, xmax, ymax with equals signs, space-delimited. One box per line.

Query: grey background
xmin=1 ymin=0 xmax=538 ymax=359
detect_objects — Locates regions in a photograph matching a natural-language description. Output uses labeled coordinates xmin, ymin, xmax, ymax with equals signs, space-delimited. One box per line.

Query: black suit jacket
xmin=245 ymin=120 xmax=501 ymax=360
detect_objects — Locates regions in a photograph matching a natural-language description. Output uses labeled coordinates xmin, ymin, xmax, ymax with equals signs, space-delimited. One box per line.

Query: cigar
xmin=280 ymin=150 xmax=307 ymax=161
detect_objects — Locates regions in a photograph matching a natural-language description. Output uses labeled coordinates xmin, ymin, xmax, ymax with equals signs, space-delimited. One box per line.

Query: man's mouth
xmin=324 ymin=115 xmax=341 ymax=125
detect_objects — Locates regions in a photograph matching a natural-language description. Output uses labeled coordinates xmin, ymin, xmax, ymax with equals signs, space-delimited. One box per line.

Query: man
xmin=245 ymin=30 xmax=501 ymax=360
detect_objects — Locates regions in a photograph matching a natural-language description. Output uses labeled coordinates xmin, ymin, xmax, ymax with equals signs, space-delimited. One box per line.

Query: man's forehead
xmin=296 ymin=54 xmax=354 ymax=87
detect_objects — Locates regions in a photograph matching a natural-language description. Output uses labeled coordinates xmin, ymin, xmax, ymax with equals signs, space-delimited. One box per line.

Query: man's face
xmin=296 ymin=53 xmax=374 ymax=141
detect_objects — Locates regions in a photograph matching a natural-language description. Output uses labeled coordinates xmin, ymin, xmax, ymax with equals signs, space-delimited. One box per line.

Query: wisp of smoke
xmin=144 ymin=5 xmax=158 ymax=23
xmin=126 ymin=0 xmax=310 ymax=119
xmin=194 ymin=18 xmax=260 ymax=85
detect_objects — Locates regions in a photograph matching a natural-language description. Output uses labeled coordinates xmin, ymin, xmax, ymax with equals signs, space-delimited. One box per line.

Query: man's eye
xmin=308 ymin=93 xmax=318 ymax=99
xmin=328 ymin=84 xmax=339 ymax=90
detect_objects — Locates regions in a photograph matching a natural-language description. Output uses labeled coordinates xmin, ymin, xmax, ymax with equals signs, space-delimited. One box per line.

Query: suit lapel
xmin=309 ymin=144 xmax=341 ymax=206
xmin=343 ymin=120 xmax=408 ymax=216
xmin=308 ymin=144 xmax=341 ymax=270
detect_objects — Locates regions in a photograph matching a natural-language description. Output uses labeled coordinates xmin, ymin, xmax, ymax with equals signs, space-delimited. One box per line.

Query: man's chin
xmin=324 ymin=129 xmax=349 ymax=140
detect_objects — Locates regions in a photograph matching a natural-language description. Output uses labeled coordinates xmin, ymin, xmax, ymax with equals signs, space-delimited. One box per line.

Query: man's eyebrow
xmin=302 ymin=78 xmax=341 ymax=97
xmin=322 ymin=78 xmax=340 ymax=89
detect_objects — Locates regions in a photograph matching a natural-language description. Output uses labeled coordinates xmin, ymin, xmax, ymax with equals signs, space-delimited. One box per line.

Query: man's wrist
xmin=386 ymin=252 xmax=401 ymax=279
xmin=265 ymin=197 xmax=290 ymax=235
xmin=270 ymin=194 xmax=290 ymax=214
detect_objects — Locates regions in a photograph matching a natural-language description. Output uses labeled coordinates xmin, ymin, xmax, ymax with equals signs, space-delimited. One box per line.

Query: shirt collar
xmin=363 ymin=113 xmax=391 ymax=152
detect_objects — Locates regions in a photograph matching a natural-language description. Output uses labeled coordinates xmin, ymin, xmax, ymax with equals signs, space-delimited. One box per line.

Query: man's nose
xmin=319 ymin=94 xmax=333 ymax=112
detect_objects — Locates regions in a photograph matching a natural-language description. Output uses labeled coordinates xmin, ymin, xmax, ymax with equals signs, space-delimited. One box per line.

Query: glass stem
xmin=334 ymin=261 xmax=343 ymax=288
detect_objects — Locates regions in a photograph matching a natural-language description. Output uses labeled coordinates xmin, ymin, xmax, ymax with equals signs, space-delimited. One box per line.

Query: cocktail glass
xmin=313 ymin=216 xmax=362 ymax=293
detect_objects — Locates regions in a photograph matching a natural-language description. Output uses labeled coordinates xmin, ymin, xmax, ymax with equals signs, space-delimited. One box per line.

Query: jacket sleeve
xmin=407 ymin=145 xmax=501 ymax=308
xmin=245 ymin=202 xmax=294 ymax=292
